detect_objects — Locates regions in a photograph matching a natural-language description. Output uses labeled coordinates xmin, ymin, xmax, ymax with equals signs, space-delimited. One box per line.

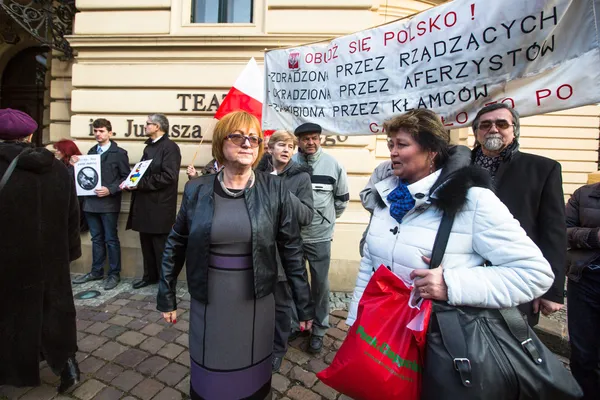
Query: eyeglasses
xmin=226 ymin=133 xmax=263 ymax=148
xmin=145 ymin=122 xmax=156 ymax=126
xmin=478 ymin=119 xmax=513 ymax=130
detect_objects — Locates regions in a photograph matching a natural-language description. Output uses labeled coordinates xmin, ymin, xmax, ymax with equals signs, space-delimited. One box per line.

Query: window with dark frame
xmin=192 ymin=0 xmax=253 ymax=23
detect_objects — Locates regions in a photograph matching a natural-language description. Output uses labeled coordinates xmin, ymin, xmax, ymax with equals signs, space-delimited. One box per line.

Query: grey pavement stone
xmin=140 ymin=323 xmax=164 ymax=337
xmin=85 ymin=322 xmax=111 ymax=335
xmin=111 ymin=370 xmax=144 ymax=391
xmin=155 ymin=363 xmax=189 ymax=386
xmin=76 ymin=320 xmax=94 ymax=331
xmin=113 ymin=348 xmax=149 ymax=368
xmin=39 ymin=366 xmax=60 ymax=384
xmin=113 ymin=299 xmax=130 ymax=306
xmin=93 ymin=341 xmax=129 ymax=361
xmin=175 ymin=351 xmax=190 ymax=367
xmin=79 ymin=356 xmax=106 ymax=374
xmin=77 ymin=334 xmax=109 ymax=353
xmin=90 ymin=312 xmax=113 ymax=323
xmin=175 ymin=376 xmax=190 ymax=394
xmin=0 ymin=385 xmax=31 ymax=399
xmin=156 ymin=328 xmax=181 ymax=342
xmin=286 ymin=347 xmax=310 ymax=365
xmin=72 ymin=379 xmax=106 ymax=400
xmin=158 ymin=343 xmax=185 ymax=360
xmin=116 ymin=331 xmax=148 ymax=347
xmin=279 ymin=359 xmax=293 ymax=375
xmin=18 ymin=385 xmax=55 ymax=400
xmin=175 ymin=333 xmax=189 ymax=348
xmin=126 ymin=318 xmax=150 ymax=331
xmin=289 ymin=366 xmax=318 ymax=388
xmin=100 ymin=325 xmax=128 ymax=339
xmin=95 ymin=363 xmax=125 ymax=383
xmin=173 ymin=320 xmax=189 ymax=332
xmin=94 ymin=386 xmax=124 ymax=400
xmin=307 ymin=359 xmax=328 ymax=374
xmin=131 ymin=378 xmax=164 ymax=399
xmin=139 ymin=337 xmax=166 ymax=354
xmin=286 ymin=386 xmax=321 ymax=400
xmin=136 ymin=355 xmax=170 ymax=376
xmin=153 ymin=387 xmax=183 ymax=400
xmin=271 ymin=374 xmax=291 ymax=393
xmin=313 ymin=382 xmax=338 ymax=400
xmin=107 ymin=315 xmax=133 ymax=327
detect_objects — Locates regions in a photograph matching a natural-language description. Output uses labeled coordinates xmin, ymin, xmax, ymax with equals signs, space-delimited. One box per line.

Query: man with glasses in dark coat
xmin=471 ymin=103 xmax=566 ymax=326
xmin=124 ymin=114 xmax=182 ymax=289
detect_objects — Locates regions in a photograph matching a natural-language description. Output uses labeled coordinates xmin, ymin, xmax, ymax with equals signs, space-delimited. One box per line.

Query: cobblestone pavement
xmin=0 ymin=278 xmax=352 ymax=400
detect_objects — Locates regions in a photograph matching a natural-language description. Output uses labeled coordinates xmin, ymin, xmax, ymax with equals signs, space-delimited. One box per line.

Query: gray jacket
xmin=293 ymin=147 xmax=349 ymax=243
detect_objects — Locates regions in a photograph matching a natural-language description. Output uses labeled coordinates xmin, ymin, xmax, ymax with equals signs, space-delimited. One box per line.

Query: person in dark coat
xmin=0 ymin=109 xmax=81 ymax=392
xmin=471 ymin=103 xmax=566 ymax=326
xmin=256 ymin=130 xmax=314 ymax=372
xmin=53 ymin=139 xmax=88 ymax=233
xmin=124 ymin=113 xmax=182 ymax=289
xmin=565 ymin=182 xmax=600 ymax=400
xmin=157 ymin=111 xmax=314 ymax=399
xmin=72 ymin=119 xmax=130 ymax=290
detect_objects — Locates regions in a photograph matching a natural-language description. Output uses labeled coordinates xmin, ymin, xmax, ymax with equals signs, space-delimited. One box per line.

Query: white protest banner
xmin=74 ymin=155 xmax=101 ymax=196
xmin=263 ymin=0 xmax=600 ymax=135
xmin=123 ymin=160 xmax=152 ymax=188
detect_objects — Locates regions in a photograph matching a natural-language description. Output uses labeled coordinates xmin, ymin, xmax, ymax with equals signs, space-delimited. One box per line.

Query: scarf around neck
xmin=387 ymin=180 xmax=415 ymax=224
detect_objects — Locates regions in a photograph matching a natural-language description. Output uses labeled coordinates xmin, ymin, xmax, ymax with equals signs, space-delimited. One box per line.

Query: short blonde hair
xmin=268 ymin=130 xmax=297 ymax=149
xmin=212 ymin=111 xmax=264 ymax=168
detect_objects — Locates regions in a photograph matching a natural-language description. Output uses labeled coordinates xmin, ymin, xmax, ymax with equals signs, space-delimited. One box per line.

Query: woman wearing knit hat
xmin=0 ymin=108 xmax=82 ymax=393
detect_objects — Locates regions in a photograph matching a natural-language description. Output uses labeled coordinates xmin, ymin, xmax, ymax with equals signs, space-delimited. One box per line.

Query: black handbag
xmin=421 ymin=212 xmax=583 ymax=400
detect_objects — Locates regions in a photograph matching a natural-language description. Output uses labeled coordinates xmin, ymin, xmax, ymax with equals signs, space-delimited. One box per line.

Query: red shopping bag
xmin=317 ymin=265 xmax=432 ymax=400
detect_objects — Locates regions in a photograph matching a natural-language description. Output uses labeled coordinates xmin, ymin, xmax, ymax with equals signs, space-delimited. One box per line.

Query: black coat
xmin=0 ymin=142 xmax=81 ymax=387
xmin=472 ymin=146 xmax=567 ymax=325
xmin=157 ymin=173 xmax=315 ymax=322
xmin=82 ymin=141 xmax=130 ymax=213
xmin=126 ymin=135 xmax=181 ymax=234
xmin=565 ymin=182 xmax=600 ymax=281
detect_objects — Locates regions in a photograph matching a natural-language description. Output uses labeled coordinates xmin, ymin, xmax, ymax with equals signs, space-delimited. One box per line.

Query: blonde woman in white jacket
xmin=347 ymin=109 xmax=554 ymax=326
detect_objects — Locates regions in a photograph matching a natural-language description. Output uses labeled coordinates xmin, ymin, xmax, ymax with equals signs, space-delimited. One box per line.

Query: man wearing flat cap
xmin=0 ymin=109 xmax=82 ymax=392
xmin=290 ymin=122 xmax=349 ymax=354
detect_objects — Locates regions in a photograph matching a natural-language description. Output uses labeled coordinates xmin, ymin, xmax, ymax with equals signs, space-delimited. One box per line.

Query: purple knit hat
xmin=0 ymin=108 xmax=38 ymax=140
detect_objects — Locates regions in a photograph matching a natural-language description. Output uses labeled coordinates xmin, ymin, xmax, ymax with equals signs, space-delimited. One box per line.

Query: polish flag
xmin=215 ymin=57 xmax=265 ymax=124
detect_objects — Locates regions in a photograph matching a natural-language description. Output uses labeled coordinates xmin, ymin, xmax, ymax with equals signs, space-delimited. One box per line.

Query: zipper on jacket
xmin=481 ymin=318 xmax=519 ymax=395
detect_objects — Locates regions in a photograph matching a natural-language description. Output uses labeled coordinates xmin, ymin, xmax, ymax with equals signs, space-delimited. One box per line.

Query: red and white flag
xmin=214 ymin=58 xmax=264 ymax=122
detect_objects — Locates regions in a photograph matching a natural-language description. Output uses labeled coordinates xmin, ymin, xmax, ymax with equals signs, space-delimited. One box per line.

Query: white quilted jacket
xmin=347 ymin=169 xmax=554 ymax=326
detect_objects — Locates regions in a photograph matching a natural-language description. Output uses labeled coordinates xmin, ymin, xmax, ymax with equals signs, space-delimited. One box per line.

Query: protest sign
xmin=74 ymin=155 xmax=101 ymax=196
xmin=123 ymin=160 xmax=152 ymax=188
xmin=263 ymin=0 xmax=600 ymax=135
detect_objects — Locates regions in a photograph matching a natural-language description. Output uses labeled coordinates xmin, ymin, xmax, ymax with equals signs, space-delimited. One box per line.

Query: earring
xmin=429 ymin=160 xmax=435 ymax=174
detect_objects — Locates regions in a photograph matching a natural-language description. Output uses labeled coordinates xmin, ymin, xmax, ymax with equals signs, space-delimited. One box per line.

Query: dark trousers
xmin=139 ymin=232 xmax=168 ymax=283
xmin=291 ymin=240 xmax=331 ymax=337
xmin=85 ymin=212 xmax=121 ymax=277
xmin=273 ymin=280 xmax=292 ymax=358
xmin=568 ymin=267 xmax=600 ymax=400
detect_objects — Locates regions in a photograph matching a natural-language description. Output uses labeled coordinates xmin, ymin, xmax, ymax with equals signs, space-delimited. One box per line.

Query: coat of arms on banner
xmin=288 ymin=52 xmax=300 ymax=70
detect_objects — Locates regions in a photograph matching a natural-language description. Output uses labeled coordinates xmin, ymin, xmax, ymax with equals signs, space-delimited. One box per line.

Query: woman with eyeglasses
xmin=345 ymin=109 xmax=554 ymax=398
xmin=157 ymin=111 xmax=314 ymax=400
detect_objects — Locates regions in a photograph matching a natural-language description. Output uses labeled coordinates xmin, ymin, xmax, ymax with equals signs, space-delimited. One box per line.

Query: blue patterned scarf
xmin=388 ymin=181 xmax=415 ymax=224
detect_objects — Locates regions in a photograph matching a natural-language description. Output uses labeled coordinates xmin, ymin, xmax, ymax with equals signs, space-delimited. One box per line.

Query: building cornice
xmin=66 ymin=34 xmax=338 ymax=50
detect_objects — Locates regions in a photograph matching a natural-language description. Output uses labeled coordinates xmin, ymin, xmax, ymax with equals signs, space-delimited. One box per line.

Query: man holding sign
xmin=471 ymin=103 xmax=566 ymax=325
xmin=72 ymin=118 xmax=130 ymax=290
xmin=124 ymin=114 xmax=181 ymax=290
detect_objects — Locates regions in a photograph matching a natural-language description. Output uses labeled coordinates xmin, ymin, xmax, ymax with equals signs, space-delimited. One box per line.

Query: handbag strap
xmin=429 ymin=211 xmax=474 ymax=386
xmin=430 ymin=211 xmax=456 ymax=269
xmin=0 ymin=151 xmax=24 ymax=195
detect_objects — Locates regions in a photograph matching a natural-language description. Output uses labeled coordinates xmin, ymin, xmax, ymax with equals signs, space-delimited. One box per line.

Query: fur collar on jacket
xmin=432 ymin=166 xmax=493 ymax=216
